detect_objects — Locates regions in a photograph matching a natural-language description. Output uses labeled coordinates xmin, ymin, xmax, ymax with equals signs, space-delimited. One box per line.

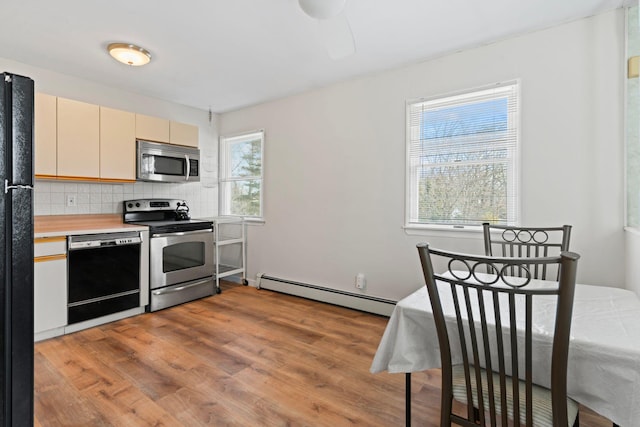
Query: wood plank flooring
xmin=35 ymin=282 xmax=614 ymax=426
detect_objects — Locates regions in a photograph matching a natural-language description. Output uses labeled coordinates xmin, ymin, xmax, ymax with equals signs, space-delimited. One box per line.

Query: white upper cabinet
xmin=170 ymin=121 xmax=199 ymax=147
xmin=135 ymin=114 xmax=170 ymax=143
xmin=100 ymin=107 xmax=136 ymax=181
xmin=136 ymin=114 xmax=199 ymax=148
xmin=34 ymin=93 xmax=57 ymax=177
xmin=57 ymin=98 xmax=100 ymax=179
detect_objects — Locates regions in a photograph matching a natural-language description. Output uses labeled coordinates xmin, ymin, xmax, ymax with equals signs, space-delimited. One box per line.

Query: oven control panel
xmin=68 ymin=232 xmax=142 ymax=250
xmin=69 ymin=240 xmax=101 ymax=249
xmin=124 ymin=199 xmax=187 ymax=213
xmin=115 ymin=237 xmax=141 ymax=245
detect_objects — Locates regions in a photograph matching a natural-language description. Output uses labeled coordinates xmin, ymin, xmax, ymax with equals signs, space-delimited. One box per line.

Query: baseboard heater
xmin=256 ymin=274 xmax=396 ymax=316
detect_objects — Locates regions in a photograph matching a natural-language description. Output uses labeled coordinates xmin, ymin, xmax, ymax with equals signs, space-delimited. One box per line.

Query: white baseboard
xmin=256 ymin=274 xmax=396 ymax=316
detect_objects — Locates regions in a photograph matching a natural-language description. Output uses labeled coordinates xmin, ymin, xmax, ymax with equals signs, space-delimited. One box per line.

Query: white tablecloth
xmin=370 ymin=282 xmax=640 ymax=426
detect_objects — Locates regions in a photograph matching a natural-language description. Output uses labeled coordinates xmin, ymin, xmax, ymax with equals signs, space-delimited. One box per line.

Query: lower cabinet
xmin=34 ymin=237 xmax=67 ymax=341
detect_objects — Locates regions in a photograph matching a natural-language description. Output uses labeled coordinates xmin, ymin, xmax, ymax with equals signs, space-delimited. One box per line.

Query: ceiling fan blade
xmin=298 ymin=0 xmax=346 ymax=20
xmin=318 ymin=14 xmax=355 ymax=60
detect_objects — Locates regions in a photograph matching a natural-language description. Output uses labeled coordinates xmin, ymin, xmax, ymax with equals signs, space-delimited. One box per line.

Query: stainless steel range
xmin=123 ymin=199 xmax=214 ymax=311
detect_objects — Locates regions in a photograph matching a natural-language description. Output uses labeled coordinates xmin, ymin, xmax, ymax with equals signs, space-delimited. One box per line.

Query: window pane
xmin=221 ymin=179 xmax=262 ymax=217
xmin=219 ymin=131 xmax=264 ymax=218
xmin=418 ymin=162 xmax=508 ymax=224
xmin=421 ymin=98 xmax=507 ymax=140
xmin=407 ymin=82 xmax=519 ymax=226
xmin=230 ymin=138 xmax=262 ymax=179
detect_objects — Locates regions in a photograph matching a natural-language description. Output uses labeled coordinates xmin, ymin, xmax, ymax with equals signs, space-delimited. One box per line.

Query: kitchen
xmin=34 ymin=122 xmax=248 ymax=340
xmin=0 ymin=64 xmax=244 ymax=423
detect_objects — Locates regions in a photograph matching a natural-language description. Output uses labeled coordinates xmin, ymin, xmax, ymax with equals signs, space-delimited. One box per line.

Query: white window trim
xmin=219 ymin=129 xmax=265 ymax=220
xmin=404 ymin=80 xmax=521 ymax=231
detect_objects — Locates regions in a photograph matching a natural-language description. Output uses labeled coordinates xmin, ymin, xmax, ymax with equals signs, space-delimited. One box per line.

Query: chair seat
xmin=452 ymin=365 xmax=579 ymax=426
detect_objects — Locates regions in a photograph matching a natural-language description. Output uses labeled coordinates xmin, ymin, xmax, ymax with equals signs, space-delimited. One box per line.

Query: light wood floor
xmin=35 ymin=282 xmax=614 ymax=426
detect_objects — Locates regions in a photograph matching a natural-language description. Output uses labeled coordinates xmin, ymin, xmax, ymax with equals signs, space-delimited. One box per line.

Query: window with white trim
xmin=219 ymin=130 xmax=264 ymax=219
xmin=406 ymin=81 xmax=519 ymax=227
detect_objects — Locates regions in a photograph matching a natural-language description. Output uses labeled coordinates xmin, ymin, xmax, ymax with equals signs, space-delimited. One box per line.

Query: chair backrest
xmin=417 ymin=243 xmax=580 ymax=427
xmin=483 ymin=223 xmax=572 ymax=280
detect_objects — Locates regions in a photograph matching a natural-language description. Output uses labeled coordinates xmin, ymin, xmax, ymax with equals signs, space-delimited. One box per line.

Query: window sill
xmin=210 ymin=215 xmax=265 ymax=225
xmin=403 ymin=224 xmax=484 ymax=239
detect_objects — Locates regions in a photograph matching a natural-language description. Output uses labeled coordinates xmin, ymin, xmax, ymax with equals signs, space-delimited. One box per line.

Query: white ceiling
xmin=0 ymin=0 xmax=631 ymax=113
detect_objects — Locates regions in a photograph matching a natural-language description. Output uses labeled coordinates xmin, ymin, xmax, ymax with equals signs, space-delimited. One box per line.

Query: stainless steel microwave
xmin=137 ymin=140 xmax=200 ymax=183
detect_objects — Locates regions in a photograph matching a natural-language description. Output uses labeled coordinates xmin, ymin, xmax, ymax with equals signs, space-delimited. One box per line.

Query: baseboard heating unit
xmin=256 ymin=274 xmax=396 ymax=316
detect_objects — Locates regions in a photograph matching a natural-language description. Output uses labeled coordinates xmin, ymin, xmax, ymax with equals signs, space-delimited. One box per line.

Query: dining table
xmin=370 ymin=278 xmax=640 ymax=426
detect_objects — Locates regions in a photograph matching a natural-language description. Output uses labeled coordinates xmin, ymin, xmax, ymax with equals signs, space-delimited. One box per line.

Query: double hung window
xmin=219 ymin=130 xmax=264 ymax=219
xmin=406 ymin=81 xmax=520 ymax=227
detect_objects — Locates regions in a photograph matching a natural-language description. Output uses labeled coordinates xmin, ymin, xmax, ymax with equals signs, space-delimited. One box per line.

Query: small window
xmin=219 ymin=130 xmax=264 ymax=219
xmin=406 ymin=81 xmax=520 ymax=227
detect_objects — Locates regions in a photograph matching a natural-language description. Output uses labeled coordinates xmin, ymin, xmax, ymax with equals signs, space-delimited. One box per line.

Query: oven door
xmin=150 ymin=229 xmax=213 ymax=289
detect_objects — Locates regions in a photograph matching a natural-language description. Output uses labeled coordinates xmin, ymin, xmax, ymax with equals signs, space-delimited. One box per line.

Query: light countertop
xmin=34 ymin=214 xmax=147 ymax=238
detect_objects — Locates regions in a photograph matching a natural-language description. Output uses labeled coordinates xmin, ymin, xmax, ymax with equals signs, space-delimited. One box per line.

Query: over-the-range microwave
xmin=137 ymin=139 xmax=200 ymax=183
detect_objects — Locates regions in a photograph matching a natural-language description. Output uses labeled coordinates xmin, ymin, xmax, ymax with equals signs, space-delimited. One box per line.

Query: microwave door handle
xmin=185 ymin=154 xmax=190 ymax=181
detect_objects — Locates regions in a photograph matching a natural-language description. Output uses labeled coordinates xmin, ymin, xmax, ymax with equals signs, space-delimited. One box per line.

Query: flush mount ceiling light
xmin=107 ymin=43 xmax=151 ymax=66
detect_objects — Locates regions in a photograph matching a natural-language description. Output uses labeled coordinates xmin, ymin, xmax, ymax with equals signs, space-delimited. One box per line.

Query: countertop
xmin=35 ymin=214 xmax=148 ymax=238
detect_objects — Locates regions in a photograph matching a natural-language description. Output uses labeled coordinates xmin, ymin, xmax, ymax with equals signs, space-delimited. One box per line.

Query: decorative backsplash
xmin=34 ymin=180 xmax=216 ymax=218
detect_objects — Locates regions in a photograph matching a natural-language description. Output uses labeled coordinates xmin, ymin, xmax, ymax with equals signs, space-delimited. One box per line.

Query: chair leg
xmin=473 ymin=407 xmax=480 ymax=423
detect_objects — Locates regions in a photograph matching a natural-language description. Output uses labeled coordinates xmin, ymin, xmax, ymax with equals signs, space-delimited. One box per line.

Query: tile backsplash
xmin=34 ymin=180 xmax=216 ymax=218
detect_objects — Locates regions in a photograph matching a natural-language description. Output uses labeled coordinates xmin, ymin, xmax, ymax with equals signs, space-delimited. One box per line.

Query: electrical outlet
xmin=355 ymin=273 xmax=366 ymax=289
xmin=66 ymin=194 xmax=77 ymax=207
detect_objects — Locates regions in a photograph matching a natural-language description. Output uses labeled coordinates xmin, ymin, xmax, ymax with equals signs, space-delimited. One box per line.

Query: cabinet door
xmin=34 ymin=93 xmax=57 ymax=177
xmin=170 ymin=121 xmax=199 ymax=147
xmin=57 ymin=98 xmax=100 ymax=178
xmin=34 ymin=238 xmax=67 ymax=336
xmin=34 ymin=257 xmax=67 ymax=334
xmin=100 ymin=107 xmax=136 ymax=180
xmin=136 ymin=113 xmax=169 ymax=143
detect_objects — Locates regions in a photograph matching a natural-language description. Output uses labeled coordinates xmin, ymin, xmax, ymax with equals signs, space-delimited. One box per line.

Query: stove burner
xmin=123 ymin=198 xmax=212 ymax=233
xmin=134 ymin=219 xmax=213 ymax=234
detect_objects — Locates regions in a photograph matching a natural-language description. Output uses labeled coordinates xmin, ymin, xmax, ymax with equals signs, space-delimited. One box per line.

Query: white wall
xmin=220 ymin=9 xmax=626 ymax=301
xmin=0 ymin=57 xmax=219 ymax=218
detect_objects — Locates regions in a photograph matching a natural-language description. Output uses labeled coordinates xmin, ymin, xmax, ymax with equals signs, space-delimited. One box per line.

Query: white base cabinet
xmin=34 ymin=237 xmax=67 ymax=341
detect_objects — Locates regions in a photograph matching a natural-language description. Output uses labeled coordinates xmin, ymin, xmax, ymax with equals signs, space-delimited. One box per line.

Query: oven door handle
xmin=152 ymin=278 xmax=211 ymax=296
xmin=151 ymin=228 xmax=213 ymax=238
xmin=185 ymin=154 xmax=190 ymax=181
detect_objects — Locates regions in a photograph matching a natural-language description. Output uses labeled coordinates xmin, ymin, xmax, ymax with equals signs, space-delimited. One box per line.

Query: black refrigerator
xmin=0 ymin=72 xmax=34 ymax=426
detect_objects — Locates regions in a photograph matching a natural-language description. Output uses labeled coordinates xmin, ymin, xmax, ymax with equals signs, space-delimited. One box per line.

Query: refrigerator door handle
xmin=4 ymin=179 xmax=33 ymax=194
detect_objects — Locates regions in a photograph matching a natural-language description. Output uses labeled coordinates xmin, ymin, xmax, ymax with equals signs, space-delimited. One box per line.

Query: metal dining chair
xmin=417 ymin=243 xmax=580 ymax=427
xmin=483 ymin=223 xmax=572 ymax=280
